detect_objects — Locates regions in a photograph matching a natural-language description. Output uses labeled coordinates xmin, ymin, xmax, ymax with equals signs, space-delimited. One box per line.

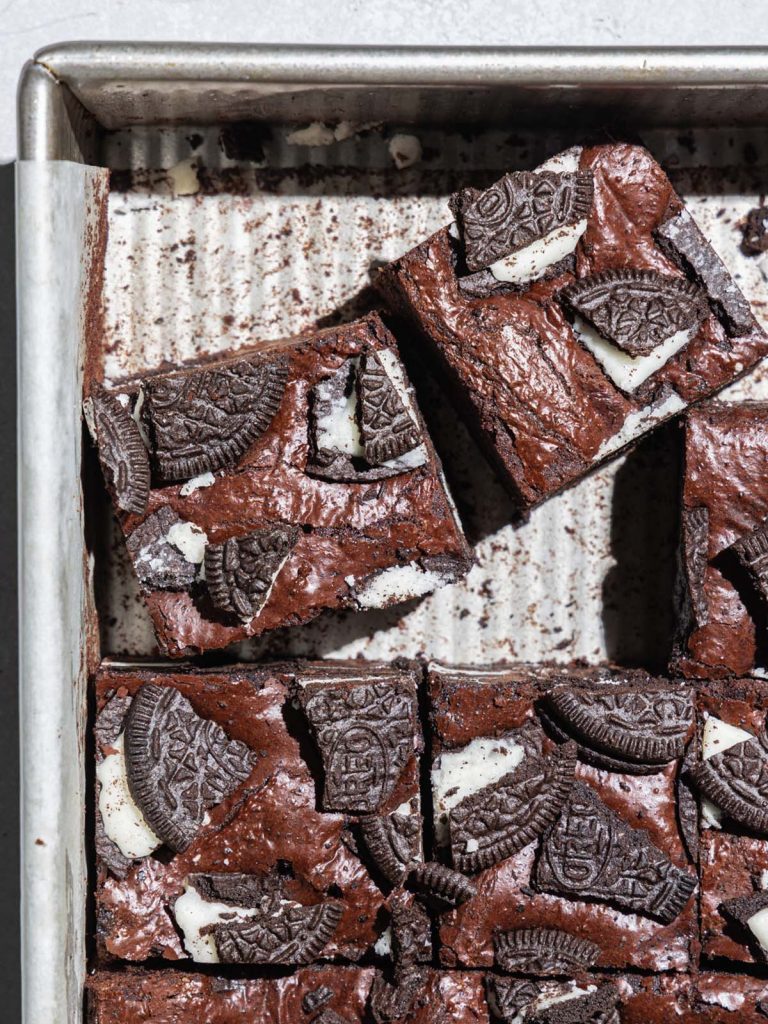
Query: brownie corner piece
xmin=85 ymin=311 xmax=472 ymax=657
xmin=426 ymin=663 xmax=697 ymax=973
xmin=379 ymin=142 xmax=767 ymax=514
xmin=673 ymin=400 xmax=768 ymax=679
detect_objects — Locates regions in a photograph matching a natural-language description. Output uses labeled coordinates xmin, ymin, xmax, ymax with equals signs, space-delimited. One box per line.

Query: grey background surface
xmin=5 ymin=5 xmax=768 ymax=1019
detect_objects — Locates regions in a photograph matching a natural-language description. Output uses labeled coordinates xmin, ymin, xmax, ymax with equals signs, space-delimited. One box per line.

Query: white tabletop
xmin=3 ymin=0 xmax=768 ymax=162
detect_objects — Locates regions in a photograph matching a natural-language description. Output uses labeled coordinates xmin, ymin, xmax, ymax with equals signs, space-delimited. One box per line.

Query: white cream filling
xmin=388 ymin=133 xmax=422 ymax=169
xmin=511 ymin=985 xmax=596 ymax=1024
xmin=573 ymin=314 xmax=696 ymax=393
xmin=593 ymin=391 xmax=686 ymax=463
xmin=700 ymin=715 xmax=755 ymax=829
xmin=353 ymin=563 xmax=446 ymax=609
xmin=374 ymin=927 xmax=392 ymax=956
xmin=166 ymin=521 xmax=208 ymax=564
xmin=538 ymin=146 xmax=583 ymax=174
xmin=131 ymin=386 xmax=151 ymax=449
xmin=285 ymin=122 xmax=337 ymax=147
xmin=432 ymin=735 xmax=527 ymax=845
xmin=96 ymin=733 xmax=162 ymax=859
xmin=168 ymin=157 xmax=200 ymax=196
xmin=489 ymin=219 xmax=587 ymax=285
xmin=173 ymin=883 xmax=259 ymax=963
xmin=748 ymin=906 xmax=768 ymax=956
xmin=179 ymin=472 xmax=216 ymax=496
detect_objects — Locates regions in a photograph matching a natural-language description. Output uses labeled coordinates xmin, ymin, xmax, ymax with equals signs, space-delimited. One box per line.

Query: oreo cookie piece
xmin=302 ymin=986 xmax=334 ymax=1014
xmin=390 ymin=889 xmax=432 ymax=965
xmin=360 ymin=811 xmax=421 ymax=884
xmin=126 ymin=507 xmax=200 ymax=590
xmin=742 ymin=206 xmax=768 ymax=256
xmin=494 ymin=927 xmax=600 ymax=975
xmin=90 ymin=392 xmax=151 ymax=515
xmin=204 ymin=524 xmax=298 ymax=621
xmin=356 ymin=349 xmax=421 ymax=465
xmin=486 ymin=977 xmax=543 ymax=1024
xmin=538 ymin=707 xmax=662 ymax=776
xmin=449 ymin=742 xmax=577 ymax=872
xmin=691 ymin=730 xmax=768 ymax=833
xmin=534 ymin=782 xmax=696 ymax=923
xmin=94 ymin=693 xmax=135 ymax=878
xmin=299 ymin=682 xmax=417 ymax=814
xmin=720 ymin=889 xmax=768 ymax=962
xmin=680 ymin=506 xmax=710 ymax=629
xmin=408 ymin=862 xmax=476 ymax=908
xmin=656 ymin=206 xmax=754 ymax=334
xmin=677 ymin=742 xmax=700 ymax=863
xmin=142 ymin=354 xmax=288 ymax=482
xmin=727 ymin=521 xmax=768 ymax=608
xmin=211 ymin=898 xmax=342 ymax=966
xmin=450 ymin=170 xmax=594 ymax=272
xmin=562 ymin=269 xmax=708 ymax=357
xmin=368 ymin=967 xmax=425 ymax=1023
xmin=545 ymin=685 xmax=693 ymax=767
xmin=124 ymin=683 xmax=255 ymax=852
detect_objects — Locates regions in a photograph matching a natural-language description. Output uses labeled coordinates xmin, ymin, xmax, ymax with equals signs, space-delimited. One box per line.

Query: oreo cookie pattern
xmin=142 ymin=354 xmax=288 ymax=482
xmin=124 ymin=684 xmax=255 ymax=851
xmin=449 ymin=742 xmax=577 ymax=872
xmin=205 ymin=525 xmax=299 ymax=621
xmin=534 ymin=782 xmax=695 ymax=923
xmin=408 ymin=862 xmax=476 ymax=907
xmin=494 ymin=927 xmax=600 ymax=975
xmin=562 ymin=269 xmax=708 ymax=357
xmin=727 ymin=522 xmax=768 ymax=607
xmin=451 ymin=170 xmax=594 ymax=272
xmin=691 ymin=731 xmax=768 ymax=833
xmin=368 ymin=967 xmax=424 ymax=1023
xmin=356 ymin=349 xmax=421 ymax=465
xmin=212 ymin=899 xmax=342 ymax=965
xmin=300 ymin=682 xmax=417 ymax=814
xmin=360 ymin=811 xmax=421 ymax=884
xmin=90 ymin=392 xmax=151 ymax=515
xmin=546 ymin=685 xmax=693 ymax=766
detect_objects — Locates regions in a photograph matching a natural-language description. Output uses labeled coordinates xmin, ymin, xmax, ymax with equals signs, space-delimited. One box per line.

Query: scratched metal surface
xmin=93 ymin=123 xmax=768 ymax=667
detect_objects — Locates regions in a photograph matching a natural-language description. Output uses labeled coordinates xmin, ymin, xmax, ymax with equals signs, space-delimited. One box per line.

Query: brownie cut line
xmin=85 ymin=312 xmax=472 ymax=657
xmin=379 ymin=143 xmax=768 ymax=516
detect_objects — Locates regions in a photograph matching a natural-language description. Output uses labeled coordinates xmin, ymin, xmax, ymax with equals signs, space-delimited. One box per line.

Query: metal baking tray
xmin=17 ymin=43 xmax=768 ymax=1024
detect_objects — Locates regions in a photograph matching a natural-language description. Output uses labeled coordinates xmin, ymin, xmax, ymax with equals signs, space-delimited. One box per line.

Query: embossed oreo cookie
xmin=408 ymin=862 xmax=476 ymax=907
xmin=299 ymin=682 xmax=418 ymax=814
xmin=562 ymin=269 xmax=707 ymax=357
xmin=211 ymin=898 xmax=342 ymax=966
xmin=728 ymin=521 xmax=768 ymax=607
xmin=124 ymin=684 xmax=255 ymax=851
xmin=356 ymin=349 xmax=421 ymax=465
xmin=486 ymin=977 xmax=543 ymax=1024
xmin=90 ymin=392 xmax=151 ymax=515
xmin=205 ymin=525 xmax=298 ymax=621
xmin=390 ymin=889 xmax=432 ymax=965
xmin=494 ymin=927 xmax=600 ymax=975
xmin=545 ymin=685 xmax=693 ymax=766
xmin=451 ymin=170 xmax=594 ymax=272
xmin=360 ymin=811 xmax=421 ymax=884
xmin=681 ymin=506 xmax=710 ymax=628
xmin=142 ymin=354 xmax=288 ymax=482
xmin=449 ymin=742 xmax=577 ymax=872
xmin=534 ymin=782 xmax=696 ymax=923
xmin=691 ymin=730 xmax=768 ymax=833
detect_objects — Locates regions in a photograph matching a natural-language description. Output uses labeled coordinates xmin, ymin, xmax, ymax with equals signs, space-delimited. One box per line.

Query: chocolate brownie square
xmin=673 ymin=401 xmax=768 ymax=678
xmin=85 ymin=312 xmax=472 ymax=657
xmin=427 ymin=663 xmax=698 ymax=972
xmin=93 ymin=660 xmax=423 ymax=965
xmin=379 ymin=144 xmax=768 ymax=516
xmin=690 ymin=679 xmax=768 ymax=964
xmin=86 ymin=967 xmax=490 ymax=1023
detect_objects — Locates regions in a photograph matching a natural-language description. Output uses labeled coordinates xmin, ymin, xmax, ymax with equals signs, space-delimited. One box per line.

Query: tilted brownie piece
xmin=84 ymin=312 xmax=472 ymax=657
xmin=427 ymin=663 xmax=697 ymax=972
xmin=691 ymin=679 xmax=768 ymax=964
xmin=86 ymin=967 xmax=491 ymax=1024
xmin=379 ymin=144 xmax=768 ymax=516
xmin=93 ymin=660 xmax=422 ymax=965
xmin=672 ymin=402 xmax=768 ymax=678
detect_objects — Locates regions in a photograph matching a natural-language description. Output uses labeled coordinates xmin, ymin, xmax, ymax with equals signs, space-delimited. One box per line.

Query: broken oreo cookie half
xmin=691 ymin=729 xmax=768 ymax=834
xmin=494 ymin=927 xmax=601 ymax=976
xmin=205 ymin=524 xmax=298 ymax=621
xmin=89 ymin=391 xmax=151 ymax=516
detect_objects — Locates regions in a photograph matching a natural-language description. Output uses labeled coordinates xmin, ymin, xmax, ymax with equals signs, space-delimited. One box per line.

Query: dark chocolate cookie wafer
xmin=90 ymin=391 xmax=151 ymax=515
xmin=561 ymin=269 xmax=708 ymax=357
xmin=530 ymin=984 xmax=620 ymax=1024
xmin=356 ymin=349 xmax=421 ymax=465
xmin=691 ymin=731 xmax=768 ymax=834
xmin=409 ymin=862 xmax=476 ymax=908
xmin=449 ymin=742 xmax=577 ymax=872
xmin=390 ymin=889 xmax=432 ymax=965
xmin=124 ymin=683 xmax=255 ymax=852
xmin=142 ymin=354 xmax=288 ymax=482
xmin=677 ymin=742 xmax=700 ymax=862
xmin=486 ymin=977 xmax=543 ymax=1024
xmin=302 ymin=986 xmax=334 ymax=1014
xmin=545 ymin=684 xmax=693 ymax=766
xmin=538 ymin=707 xmax=664 ymax=776
xmin=534 ymin=782 xmax=696 ymax=923
xmin=368 ymin=967 xmax=425 ymax=1023
xmin=494 ymin=927 xmax=600 ymax=976
xmin=211 ymin=899 xmax=342 ymax=966
xmin=205 ymin=524 xmax=298 ymax=621
xmin=360 ymin=811 xmax=421 ymax=884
